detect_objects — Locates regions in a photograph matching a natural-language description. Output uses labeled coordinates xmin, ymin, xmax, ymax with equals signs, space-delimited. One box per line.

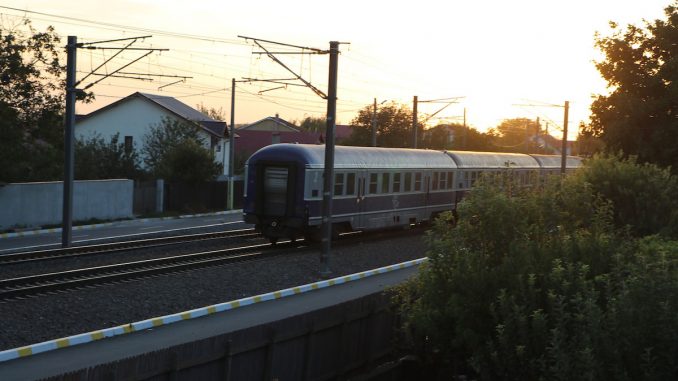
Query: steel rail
xmin=0 ymin=229 xmax=258 ymax=265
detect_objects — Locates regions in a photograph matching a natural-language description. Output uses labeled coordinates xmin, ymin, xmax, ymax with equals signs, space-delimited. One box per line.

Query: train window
xmin=404 ymin=172 xmax=412 ymax=192
xmin=369 ymin=173 xmax=378 ymax=194
xmin=393 ymin=173 xmax=401 ymax=193
xmin=432 ymin=172 xmax=439 ymax=190
xmin=334 ymin=173 xmax=344 ymax=196
xmin=448 ymin=172 xmax=454 ymax=189
xmin=414 ymin=173 xmax=422 ymax=191
xmin=439 ymin=172 xmax=447 ymax=190
xmin=346 ymin=173 xmax=355 ymax=195
xmin=381 ymin=173 xmax=391 ymax=194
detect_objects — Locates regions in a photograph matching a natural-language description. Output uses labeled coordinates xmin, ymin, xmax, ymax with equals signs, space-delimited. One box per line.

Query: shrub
xmin=395 ymin=156 xmax=678 ymax=380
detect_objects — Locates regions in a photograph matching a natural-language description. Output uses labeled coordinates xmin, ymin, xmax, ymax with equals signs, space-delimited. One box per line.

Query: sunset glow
xmin=0 ymin=0 xmax=671 ymax=139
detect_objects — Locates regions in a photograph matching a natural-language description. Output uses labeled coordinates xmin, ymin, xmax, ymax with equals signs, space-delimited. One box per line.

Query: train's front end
xmin=243 ymin=144 xmax=316 ymax=243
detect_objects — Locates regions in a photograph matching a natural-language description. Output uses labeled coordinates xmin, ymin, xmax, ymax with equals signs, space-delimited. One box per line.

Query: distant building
xmin=75 ymin=92 xmax=230 ymax=177
xmin=234 ymin=115 xmax=352 ymax=159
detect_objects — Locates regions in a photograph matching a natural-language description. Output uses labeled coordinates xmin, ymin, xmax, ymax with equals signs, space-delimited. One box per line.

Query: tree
xmin=295 ymin=116 xmax=326 ymax=133
xmin=75 ymin=133 xmax=143 ymax=180
xmin=0 ymin=18 xmax=92 ymax=182
xmin=421 ymin=123 xmax=497 ymax=151
xmin=344 ymin=102 xmax=416 ymax=147
xmin=142 ymin=117 xmax=205 ymax=173
xmin=0 ymin=18 xmax=65 ymax=182
xmin=196 ymin=103 xmax=226 ymax=121
xmin=488 ymin=117 xmax=547 ymax=153
xmin=587 ymin=2 xmax=678 ymax=170
xmin=142 ymin=117 xmax=222 ymax=182
xmin=395 ymin=155 xmax=678 ymax=379
xmin=155 ymin=140 xmax=222 ymax=183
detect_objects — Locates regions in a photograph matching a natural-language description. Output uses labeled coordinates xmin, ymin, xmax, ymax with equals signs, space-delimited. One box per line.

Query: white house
xmin=75 ymin=92 xmax=230 ymax=178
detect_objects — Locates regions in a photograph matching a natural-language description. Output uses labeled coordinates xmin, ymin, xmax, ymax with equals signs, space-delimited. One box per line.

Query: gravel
xmin=0 ymin=233 xmax=428 ymax=351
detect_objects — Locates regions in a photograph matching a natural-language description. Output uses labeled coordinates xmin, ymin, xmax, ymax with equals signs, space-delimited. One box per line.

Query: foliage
xmin=421 ymin=123 xmax=496 ymax=151
xmin=488 ymin=117 xmax=553 ymax=154
xmin=296 ymin=115 xmax=326 ymax=133
xmin=0 ymin=18 xmax=66 ymax=182
xmin=75 ymin=133 xmax=143 ymax=180
xmin=154 ymin=140 xmax=222 ymax=183
xmin=587 ymin=2 xmax=678 ymax=170
xmin=344 ymin=102 xmax=417 ymax=147
xmin=1 ymin=18 xmax=64 ymax=127
xmin=570 ymin=153 xmax=678 ymax=237
xmin=395 ymin=155 xmax=678 ymax=380
xmin=141 ymin=117 xmax=206 ymax=174
xmin=196 ymin=103 xmax=226 ymax=121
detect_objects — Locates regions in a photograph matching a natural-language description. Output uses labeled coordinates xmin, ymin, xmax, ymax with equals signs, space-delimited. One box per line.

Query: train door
xmin=263 ymin=166 xmax=289 ymax=216
xmin=423 ymin=171 xmax=432 ymax=218
xmin=256 ymin=163 xmax=296 ymax=219
xmin=354 ymin=170 xmax=369 ymax=229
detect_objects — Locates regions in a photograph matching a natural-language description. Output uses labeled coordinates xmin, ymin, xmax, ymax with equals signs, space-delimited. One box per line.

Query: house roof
xmin=239 ymin=116 xmax=300 ymax=132
xmin=77 ymin=92 xmax=227 ymax=138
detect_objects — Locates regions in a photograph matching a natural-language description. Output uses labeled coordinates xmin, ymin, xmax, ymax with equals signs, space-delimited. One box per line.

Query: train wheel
xmin=269 ymin=237 xmax=278 ymax=245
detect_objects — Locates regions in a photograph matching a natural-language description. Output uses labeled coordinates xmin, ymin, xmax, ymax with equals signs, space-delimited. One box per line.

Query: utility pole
xmin=239 ymin=36 xmax=346 ymax=278
xmin=560 ymin=101 xmax=570 ymax=175
xmin=535 ymin=117 xmax=540 ymax=153
xmin=462 ymin=108 xmax=467 ymax=150
xmin=320 ymin=41 xmax=339 ymax=278
xmin=60 ymin=35 xmax=167 ymax=248
xmin=412 ymin=95 xmax=418 ymax=148
xmin=228 ymin=78 xmax=236 ymax=210
xmin=371 ymin=98 xmax=377 ymax=147
xmin=62 ymin=36 xmax=77 ymax=248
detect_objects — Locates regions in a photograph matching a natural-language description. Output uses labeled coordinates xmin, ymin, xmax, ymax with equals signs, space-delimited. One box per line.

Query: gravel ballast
xmin=0 ymin=234 xmax=428 ymax=351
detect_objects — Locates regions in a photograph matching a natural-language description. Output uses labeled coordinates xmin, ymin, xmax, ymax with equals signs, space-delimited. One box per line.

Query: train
xmin=242 ymin=143 xmax=582 ymax=243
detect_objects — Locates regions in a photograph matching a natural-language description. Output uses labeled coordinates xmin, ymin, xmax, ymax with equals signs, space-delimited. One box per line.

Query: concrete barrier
xmin=0 ymin=180 xmax=133 ymax=231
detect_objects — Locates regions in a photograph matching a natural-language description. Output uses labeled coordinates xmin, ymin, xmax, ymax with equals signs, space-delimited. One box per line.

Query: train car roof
xmin=530 ymin=154 xmax=583 ymax=169
xmin=445 ymin=151 xmax=541 ymax=169
xmin=247 ymin=144 xmax=457 ymax=169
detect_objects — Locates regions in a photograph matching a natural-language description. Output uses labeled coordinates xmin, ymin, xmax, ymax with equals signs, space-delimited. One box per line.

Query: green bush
xmin=395 ymin=156 xmax=678 ymax=380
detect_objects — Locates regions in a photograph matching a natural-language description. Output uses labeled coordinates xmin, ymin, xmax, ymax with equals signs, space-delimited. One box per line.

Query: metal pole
xmin=371 ymin=98 xmax=377 ymax=147
xmin=62 ymin=36 xmax=77 ymax=248
xmin=462 ymin=107 xmax=467 ymax=150
xmin=320 ymin=41 xmax=339 ymax=278
xmin=412 ymin=95 xmax=418 ymax=148
xmin=228 ymin=78 xmax=236 ymax=210
xmin=560 ymin=101 xmax=569 ymax=175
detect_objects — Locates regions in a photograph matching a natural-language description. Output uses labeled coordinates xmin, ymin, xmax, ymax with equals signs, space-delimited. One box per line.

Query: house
xmin=234 ymin=115 xmax=353 ymax=159
xmin=75 ymin=92 xmax=230 ymax=177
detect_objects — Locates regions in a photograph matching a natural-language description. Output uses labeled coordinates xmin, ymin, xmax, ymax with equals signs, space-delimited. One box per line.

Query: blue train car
xmin=243 ymin=144 xmax=458 ymax=242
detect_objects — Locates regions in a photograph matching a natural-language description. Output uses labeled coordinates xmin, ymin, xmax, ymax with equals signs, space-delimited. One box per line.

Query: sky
xmin=0 ymin=0 xmax=672 ymax=140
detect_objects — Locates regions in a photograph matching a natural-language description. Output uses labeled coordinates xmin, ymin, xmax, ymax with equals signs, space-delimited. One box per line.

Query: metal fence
xmin=44 ymin=292 xmax=401 ymax=381
xmin=133 ymin=180 xmax=244 ymax=215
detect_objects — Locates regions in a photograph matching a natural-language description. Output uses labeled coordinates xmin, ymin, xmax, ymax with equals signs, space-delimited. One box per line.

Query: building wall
xmin=0 ymin=180 xmax=134 ymax=230
xmin=76 ymin=98 xmax=227 ymax=175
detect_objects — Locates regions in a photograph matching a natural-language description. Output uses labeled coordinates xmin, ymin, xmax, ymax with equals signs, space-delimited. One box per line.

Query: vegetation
xmin=422 ymin=123 xmax=496 ymax=151
xmin=344 ymin=102 xmax=418 ymax=147
xmin=295 ymin=115 xmax=326 ymax=133
xmin=142 ymin=117 xmax=221 ymax=182
xmin=488 ymin=118 xmax=554 ymax=154
xmin=586 ymin=2 xmax=678 ymax=170
xmin=74 ymin=133 xmax=143 ymax=180
xmin=0 ymin=18 xmax=73 ymax=182
xmin=395 ymin=155 xmax=678 ymax=380
xmin=154 ymin=140 xmax=222 ymax=183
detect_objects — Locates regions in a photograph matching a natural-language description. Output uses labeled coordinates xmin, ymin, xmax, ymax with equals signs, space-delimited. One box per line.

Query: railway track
xmin=0 ymin=240 xmax=306 ymax=301
xmin=0 ymin=227 xmax=425 ymax=302
xmin=0 ymin=229 xmax=259 ymax=265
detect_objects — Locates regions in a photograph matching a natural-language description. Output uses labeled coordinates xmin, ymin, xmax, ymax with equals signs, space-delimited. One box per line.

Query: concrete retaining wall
xmin=0 ymin=180 xmax=133 ymax=230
